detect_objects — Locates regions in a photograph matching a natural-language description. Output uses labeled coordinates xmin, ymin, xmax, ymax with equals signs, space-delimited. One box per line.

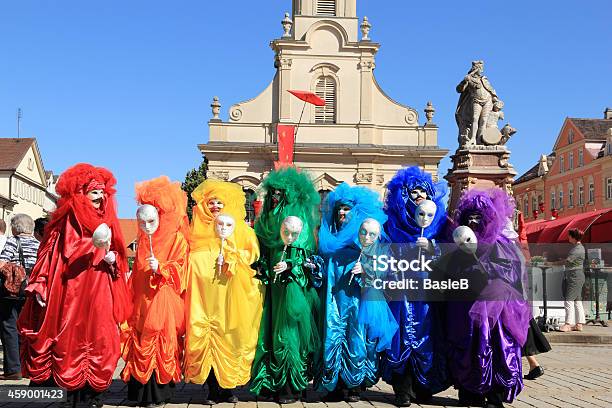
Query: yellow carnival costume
xmin=184 ymin=180 xmax=264 ymax=389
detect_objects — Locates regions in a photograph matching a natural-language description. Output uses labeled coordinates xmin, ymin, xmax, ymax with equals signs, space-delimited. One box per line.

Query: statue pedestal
xmin=445 ymin=145 xmax=517 ymax=212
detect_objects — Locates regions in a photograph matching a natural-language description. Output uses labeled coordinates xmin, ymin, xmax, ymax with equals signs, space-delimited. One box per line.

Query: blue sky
xmin=1 ymin=1 xmax=610 ymax=217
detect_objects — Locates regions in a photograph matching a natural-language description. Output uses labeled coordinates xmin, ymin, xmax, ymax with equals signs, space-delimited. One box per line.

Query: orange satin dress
xmin=121 ymin=177 xmax=189 ymax=386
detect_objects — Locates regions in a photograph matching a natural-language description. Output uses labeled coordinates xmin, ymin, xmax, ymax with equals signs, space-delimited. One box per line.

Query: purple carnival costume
xmin=380 ymin=167 xmax=449 ymax=406
xmin=444 ymin=189 xmax=531 ymax=408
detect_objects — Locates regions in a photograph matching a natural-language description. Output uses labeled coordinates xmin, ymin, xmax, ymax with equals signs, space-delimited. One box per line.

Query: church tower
xmin=202 ymin=0 xmax=446 ymax=207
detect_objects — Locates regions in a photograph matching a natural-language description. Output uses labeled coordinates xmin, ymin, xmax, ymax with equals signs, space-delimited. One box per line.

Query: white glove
xmin=351 ymin=261 xmax=362 ymax=276
xmin=36 ymin=293 xmax=46 ymax=308
xmin=416 ymin=237 xmax=431 ymax=250
xmin=103 ymin=251 xmax=116 ymax=265
xmin=217 ymin=254 xmax=224 ymax=266
xmin=148 ymin=257 xmax=159 ymax=273
xmin=273 ymin=261 xmax=288 ymax=274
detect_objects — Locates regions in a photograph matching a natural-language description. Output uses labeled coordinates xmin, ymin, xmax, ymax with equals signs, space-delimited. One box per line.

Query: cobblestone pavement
xmin=2 ymin=344 xmax=612 ymax=407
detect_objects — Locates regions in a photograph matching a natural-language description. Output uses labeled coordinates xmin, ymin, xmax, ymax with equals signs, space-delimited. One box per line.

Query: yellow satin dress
xmin=184 ymin=180 xmax=264 ymax=388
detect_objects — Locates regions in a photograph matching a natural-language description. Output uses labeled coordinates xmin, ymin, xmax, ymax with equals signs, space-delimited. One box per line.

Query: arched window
xmin=588 ymin=179 xmax=595 ymax=203
xmin=568 ymin=183 xmax=574 ymax=207
xmin=315 ymin=76 xmax=337 ymax=124
xmin=316 ymin=0 xmax=336 ymax=16
xmin=523 ymin=197 xmax=528 ymax=215
xmin=558 ymin=188 xmax=563 ymax=209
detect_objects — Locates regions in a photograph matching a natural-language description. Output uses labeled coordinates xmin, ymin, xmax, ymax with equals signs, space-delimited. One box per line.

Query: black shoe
xmin=485 ymin=403 xmax=505 ymax=408
xmin=218 ymin=388 xmax=238 ymax=403
xmin=346 ymin=389 xmax=360 ymax=403
xmin=145 ymin=403 xmax=164 ymax=408
xmin=458 ymin=390 xmax=484 ymax=407
xmin=524 ymin=366 xmax=544 ymax=380
xmin=394 ymin=395 xmax=411 ymax=407
xmin=278 ymin=396 xmax=297 ymax=404
xmin=323 ymin=388 xmax=344 ymax=402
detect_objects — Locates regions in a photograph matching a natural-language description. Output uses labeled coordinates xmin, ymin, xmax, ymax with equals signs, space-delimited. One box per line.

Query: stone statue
xmin=456 ymin=61 xmax=511 ymax=147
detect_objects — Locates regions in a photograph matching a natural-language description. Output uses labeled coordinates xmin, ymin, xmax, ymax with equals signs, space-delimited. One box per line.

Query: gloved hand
xmin=273 ymin=261 xmax=288 ymax=274
xmin=103 ymin=251 xmax=116 ymax=265
xmin=147 ymin=257 xmax=159 ymax=273
xmin=36 ymin=293 xmax=46 ymax=308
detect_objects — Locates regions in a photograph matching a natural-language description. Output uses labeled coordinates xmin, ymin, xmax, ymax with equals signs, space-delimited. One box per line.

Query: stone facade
xmin=199 ymin=0 xmax=447 ymax=198
xmin=0 ymin=138 xmax=57 ymax=224
xmin=513 ymin=111 xmax=612 ymax=221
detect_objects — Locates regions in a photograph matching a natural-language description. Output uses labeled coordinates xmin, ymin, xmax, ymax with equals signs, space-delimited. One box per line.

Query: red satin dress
xmin=18 ymin=212 xmax=131 ymax=391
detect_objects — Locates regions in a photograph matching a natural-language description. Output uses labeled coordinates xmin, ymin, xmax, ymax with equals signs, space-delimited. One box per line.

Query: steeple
xmin=292 ymin=0 xmax=357 ymax=18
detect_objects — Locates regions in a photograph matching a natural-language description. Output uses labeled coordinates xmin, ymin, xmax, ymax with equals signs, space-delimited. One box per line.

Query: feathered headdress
xmin=135 ymin=176 xmax=189 ymax=256
xmin=255 ymin=167 xmax=320 ymax=251
xmin=384 ymin=166 xmax=447 ymax=242
xmin=44 ymin=162 xmax=127 ymax=270
xmin=454 ymin=188 xmax=515 ymax=244
xmin=318 ymin=183 xmax=387 ymax=256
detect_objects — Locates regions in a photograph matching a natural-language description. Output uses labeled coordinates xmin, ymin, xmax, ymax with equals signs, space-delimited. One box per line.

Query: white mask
xmin=136 ymin=204 xmax=160 ymax=236
xmin=215 ymin=214 xmax=236 ymax=239
xmin=280 ymin=216 xmax=303 ymax=246
xmin=358 ymin=218 xmax=381 ymax=248
xmin=92 ymin=223 xmax=112 ymax=249
xmin=453 ymin=225 xmax=478 ymax=254
xmin=414 ymin=200 xmax=437 ymax=229
xmin=87 ymin=189 xmax=104 ymax=209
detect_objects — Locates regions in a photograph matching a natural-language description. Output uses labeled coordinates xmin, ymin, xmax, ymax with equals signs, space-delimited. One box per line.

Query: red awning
xmin=525 ymin=208 xmax=612 ymax=243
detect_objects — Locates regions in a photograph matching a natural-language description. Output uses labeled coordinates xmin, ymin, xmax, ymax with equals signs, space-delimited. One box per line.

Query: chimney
xmin=605 ymin=107 xmax=612 ymax=120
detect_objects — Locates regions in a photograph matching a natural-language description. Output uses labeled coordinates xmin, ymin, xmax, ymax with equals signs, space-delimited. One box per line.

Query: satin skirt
xmin=250 ymin=280 xmax=320 ymax=395
xmin=446 ymin=301 xmax=524 ymax=403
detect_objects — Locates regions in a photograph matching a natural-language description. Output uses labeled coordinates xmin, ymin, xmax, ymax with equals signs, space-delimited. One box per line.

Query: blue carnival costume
xmin=316 ymin=183 xmax=397 ymax=401
xmin=381 ymin=166 xmax=448 ymax=406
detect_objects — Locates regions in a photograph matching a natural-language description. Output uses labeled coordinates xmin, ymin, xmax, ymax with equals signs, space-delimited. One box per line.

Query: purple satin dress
xmin=445 ymin=239 xmax=531 ymax=403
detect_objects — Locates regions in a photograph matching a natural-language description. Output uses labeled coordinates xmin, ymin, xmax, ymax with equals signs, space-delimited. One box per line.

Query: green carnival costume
xmin=250 ymin=167 xmax=322 ymax=402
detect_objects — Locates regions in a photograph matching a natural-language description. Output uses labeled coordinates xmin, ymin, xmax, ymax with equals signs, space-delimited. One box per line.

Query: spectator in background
xmin=0 ymin=214 xmax=40 ymax=380
xmin=0 ymin=219 xmax=7 ymax=253
xmin=559 ymin=229 xmax=586 ymax=332
xmin=34 ymin=217 xmax=49 ymax=242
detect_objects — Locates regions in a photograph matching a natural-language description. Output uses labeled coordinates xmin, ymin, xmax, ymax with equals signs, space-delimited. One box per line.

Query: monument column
xmin=445 ymin=60 xmax=518 ymax=211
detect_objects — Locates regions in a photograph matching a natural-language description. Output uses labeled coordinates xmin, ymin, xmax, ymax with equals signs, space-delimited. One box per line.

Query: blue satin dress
xmin=379 ymin=242 xmax=448 ymax=394
xmin=317 ymin=242 xmax=397 ymax=392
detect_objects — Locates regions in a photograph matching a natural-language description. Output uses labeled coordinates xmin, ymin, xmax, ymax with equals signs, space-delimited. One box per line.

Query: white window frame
xmin=316 ymin=0 xmax=336 ymax=16
xmin=314 ymin=76 xmax=337 ymax=124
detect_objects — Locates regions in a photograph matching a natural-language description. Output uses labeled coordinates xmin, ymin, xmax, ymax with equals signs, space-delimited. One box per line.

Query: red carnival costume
xmin=18 ymin=163 xmax=131 ymax=406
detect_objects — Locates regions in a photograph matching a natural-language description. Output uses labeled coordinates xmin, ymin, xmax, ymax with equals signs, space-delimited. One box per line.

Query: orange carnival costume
xmin=18 ymin=163 xmax=131 ymax=408
xmin=121 ymin=176 xmax=189 ymax=406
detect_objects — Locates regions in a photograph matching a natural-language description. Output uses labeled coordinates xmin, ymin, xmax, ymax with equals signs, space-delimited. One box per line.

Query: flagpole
xmin=293 ymin=100 xmax=307 ymax=141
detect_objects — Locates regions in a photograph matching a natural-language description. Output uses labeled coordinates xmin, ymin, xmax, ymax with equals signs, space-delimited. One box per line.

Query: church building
xmin=200 ymin=0 xmax=447 ymax=217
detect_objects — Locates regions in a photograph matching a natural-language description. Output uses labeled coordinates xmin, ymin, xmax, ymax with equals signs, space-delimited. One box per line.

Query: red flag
xmin=274 ymin=124 xmax=295 ymax=169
